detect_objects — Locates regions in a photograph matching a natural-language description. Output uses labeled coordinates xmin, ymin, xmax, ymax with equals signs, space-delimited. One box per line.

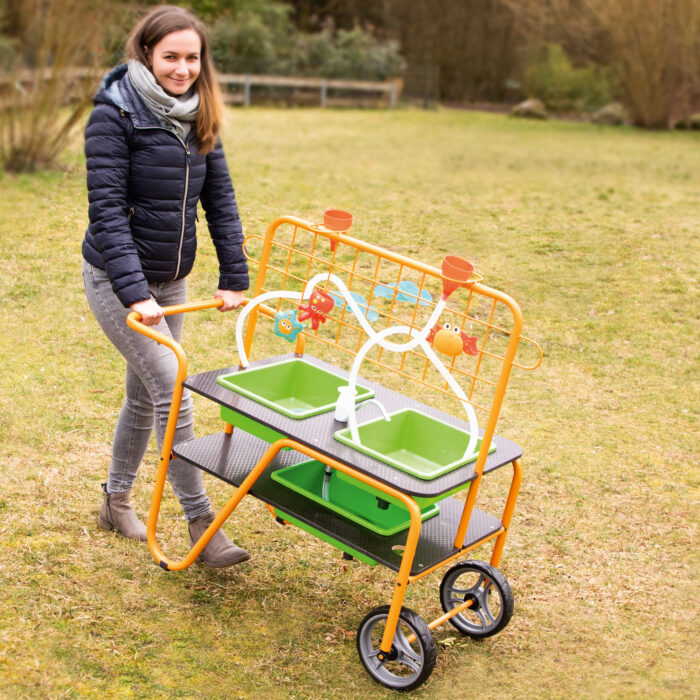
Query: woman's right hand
xmin=130 ymin=298 xmax=164 ymax=326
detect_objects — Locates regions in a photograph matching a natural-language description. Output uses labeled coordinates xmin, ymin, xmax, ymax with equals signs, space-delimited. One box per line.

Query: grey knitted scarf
xmin=127 ymin=59 xmax=199 ymax=139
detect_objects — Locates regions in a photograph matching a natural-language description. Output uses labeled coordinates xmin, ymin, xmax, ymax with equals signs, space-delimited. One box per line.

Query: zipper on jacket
xmin=174 ymin=139 xmax=190 ymax=279
xmin=132 ymin=126 xmax=191 ymax=281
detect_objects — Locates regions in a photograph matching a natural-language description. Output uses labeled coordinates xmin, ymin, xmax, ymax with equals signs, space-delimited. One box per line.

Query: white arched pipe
xmin=235 ymin=273 xmax=479 ymax=460
xmin=236 ymin=290 xmax=303 ymax=367
xmin=346 ymin=326 xmax=479 ymax=461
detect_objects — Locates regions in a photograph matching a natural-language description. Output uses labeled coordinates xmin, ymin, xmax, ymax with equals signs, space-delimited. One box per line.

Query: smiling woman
xmin=81 ymin=5 xmax=251 ymax=568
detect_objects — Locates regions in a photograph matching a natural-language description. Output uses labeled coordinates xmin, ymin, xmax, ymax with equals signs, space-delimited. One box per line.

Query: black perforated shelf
xmin=173 ymin=430 xmax=504 ymax=575
xmin=184 ymin=353 xmax=522 ymax=498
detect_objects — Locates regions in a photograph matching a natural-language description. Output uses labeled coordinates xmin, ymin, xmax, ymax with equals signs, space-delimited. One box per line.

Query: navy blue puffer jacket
xmin=82 ymin=65 xmax=249 ymax=307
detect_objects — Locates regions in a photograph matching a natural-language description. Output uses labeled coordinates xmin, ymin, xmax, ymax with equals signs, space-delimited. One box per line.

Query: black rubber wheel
xmin=356 ymin=604 xmax=437 ymax=691
xmin=439 ymin=560 xmax=514 ymax=638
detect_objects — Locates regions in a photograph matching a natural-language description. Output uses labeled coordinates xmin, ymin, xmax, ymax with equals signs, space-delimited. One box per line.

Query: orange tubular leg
xmin=127 ymin=300 xmax=225 ymax=571
xmin=218 ymin=438 xmax=423 ymax=658
xmin=159 ymin=439 xmax=296 ymax=571
xmin=378 ymin=497 xmax=422 ymax=656
xmin=490 ymin=458 xmax=522 ymax=569
xmin=254 ymin=443 xmax=423 ymax=657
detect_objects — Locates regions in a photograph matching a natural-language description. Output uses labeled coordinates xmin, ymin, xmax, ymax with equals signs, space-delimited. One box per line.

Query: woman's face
xmin=148 ymin=29 xmax=201 ymax=96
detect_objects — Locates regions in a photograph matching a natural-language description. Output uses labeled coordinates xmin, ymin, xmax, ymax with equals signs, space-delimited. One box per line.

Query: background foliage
xmin=208 ymin=11 xmax=404 ymax=80
xmin=524 ymin=43 xmax=615 ymax=113
xmin=0 ymin=0 xmax=698 ymax=173
xmin=504 ymin=0 xmax=700 ymax=127
xmin=0 ymin=0 xmax=111 ymax=172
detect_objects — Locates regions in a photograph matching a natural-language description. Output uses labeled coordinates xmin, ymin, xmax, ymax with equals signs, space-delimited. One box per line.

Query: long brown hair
xmin=125 ymin=5 xmax=223 ymax=154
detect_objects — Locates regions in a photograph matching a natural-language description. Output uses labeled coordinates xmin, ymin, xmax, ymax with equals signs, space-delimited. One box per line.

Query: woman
xmin=82 ymin=5 xmax=250 ymax=568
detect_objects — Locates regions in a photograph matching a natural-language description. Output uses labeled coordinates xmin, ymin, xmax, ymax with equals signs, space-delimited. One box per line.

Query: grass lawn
xmin=0 ymin=107 xmax=698 ymax=699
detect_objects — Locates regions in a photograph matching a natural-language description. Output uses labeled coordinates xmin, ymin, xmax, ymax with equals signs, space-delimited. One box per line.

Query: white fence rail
xmin=1 ymin=68 xmax=403 ymax=109
xmin=218 ymin=74 xmax=402 ymax=108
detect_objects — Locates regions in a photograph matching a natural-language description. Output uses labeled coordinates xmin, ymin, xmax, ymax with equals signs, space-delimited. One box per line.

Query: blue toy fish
xmin=328 ymin=291 xmax=380 ymax=322
xmin=375 ymin=280 xmax=432 ymax=306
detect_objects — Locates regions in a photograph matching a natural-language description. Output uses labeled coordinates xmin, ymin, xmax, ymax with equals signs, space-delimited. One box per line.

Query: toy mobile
xmin=128 ymin=211 xmax=542 ymax=691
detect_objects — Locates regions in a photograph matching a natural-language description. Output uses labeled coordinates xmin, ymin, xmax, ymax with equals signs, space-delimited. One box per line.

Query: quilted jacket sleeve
xmin=199 ymin=139 xmax=250 ymax=291
xmin=85 ymin=104 xmax=151 ymax=307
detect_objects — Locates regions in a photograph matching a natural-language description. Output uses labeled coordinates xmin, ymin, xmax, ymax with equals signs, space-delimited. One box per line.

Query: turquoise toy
xmin=375 ymin=280 xmax=432 ymax=306
xmin=329 ymin=291 xmax=380 ymax=322
xmin=273 ymin=309 xmax=305 ymax=342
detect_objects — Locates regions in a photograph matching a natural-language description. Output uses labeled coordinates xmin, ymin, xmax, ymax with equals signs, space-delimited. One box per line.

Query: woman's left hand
xmin=215 ymin=289 xmax=245 ymax=311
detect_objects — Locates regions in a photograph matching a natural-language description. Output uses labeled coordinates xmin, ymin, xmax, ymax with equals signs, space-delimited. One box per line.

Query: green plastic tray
xmin=219 ymin=405 xmax=287 ymax=445
xmin=271 ymin=459 xmax=440 ymax=536
xmin=333 ymin=407 xmax=496 ymax=480
xmin=216 ymin=358 xmax=374 ymax=419
xmin=272 ymin=509 xmax=378 ymax=566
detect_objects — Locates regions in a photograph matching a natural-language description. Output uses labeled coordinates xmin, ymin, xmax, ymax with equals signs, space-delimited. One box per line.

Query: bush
xmin=0 ymin=0 xmax=110 ymax=172
xmin=507 ymin=0 xmax=700 ymax=128
xmin=210 ymin=9 xmax=405 ymax=81
xmin=0 ymin=32 xmax=14 ymax=68
xmin=291 ymin=29 xmax=336 ymax=76
xmin=317 ymin=27 xmax=405 ymax=81
xmin=211 ymin=12 xmax=278 ymax=73
xmin=524 ymin=43 xmax=615 ymax=112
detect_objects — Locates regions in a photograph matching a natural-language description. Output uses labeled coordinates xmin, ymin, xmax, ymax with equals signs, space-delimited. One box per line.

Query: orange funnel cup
xmin=441 ymin=255 xmax=474 ymax=299
xmin=323 ymin=209 xmax=353 ymax=251
xmin=323 ymin=209 xmax=353 ymax=231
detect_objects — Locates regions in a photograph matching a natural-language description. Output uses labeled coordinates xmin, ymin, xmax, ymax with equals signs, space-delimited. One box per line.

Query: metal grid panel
xmin=244 ymin=220 xmax=541 ymax=417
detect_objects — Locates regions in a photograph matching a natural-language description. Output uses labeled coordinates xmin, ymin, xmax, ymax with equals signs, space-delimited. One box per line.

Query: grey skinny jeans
xmin=82 ymin=259 xmax=210 ymax=521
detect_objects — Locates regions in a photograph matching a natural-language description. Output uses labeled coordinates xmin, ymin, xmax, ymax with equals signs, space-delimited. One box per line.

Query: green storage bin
xmin=271 ymin=459 xmax=440 ymax=536
xmin=334 ymin=408 xmax=496 ymax=480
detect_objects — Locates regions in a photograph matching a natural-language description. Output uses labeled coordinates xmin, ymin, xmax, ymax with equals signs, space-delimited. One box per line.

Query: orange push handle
xmin=127 ymin=297 xmax=225 ymax=325
xmin=125 ymin=297 xmax=278 ymax=332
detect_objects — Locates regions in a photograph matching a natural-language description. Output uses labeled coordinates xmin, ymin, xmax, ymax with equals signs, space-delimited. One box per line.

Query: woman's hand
xmin=215 ymin=289 xmax=245 ymax=312
xmin=130 ymin=298 xmax=164 ymax=326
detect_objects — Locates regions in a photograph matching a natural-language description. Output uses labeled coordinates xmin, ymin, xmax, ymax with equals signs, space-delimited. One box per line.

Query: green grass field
xmin=0 ymin=107 xmax=698 ymax=698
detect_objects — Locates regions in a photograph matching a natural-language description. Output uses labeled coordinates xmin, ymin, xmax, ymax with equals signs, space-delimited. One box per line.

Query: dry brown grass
xmin=0 ymin=107 xmax=698 ymax=698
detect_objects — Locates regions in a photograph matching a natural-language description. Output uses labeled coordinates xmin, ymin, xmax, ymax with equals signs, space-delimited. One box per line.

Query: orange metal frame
xmin=127 ymin=215 xmax=541 ymax=656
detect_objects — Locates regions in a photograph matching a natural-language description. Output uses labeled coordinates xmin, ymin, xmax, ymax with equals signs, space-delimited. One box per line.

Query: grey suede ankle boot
xmin=97 ymin=483 xmax=148 ymax=542
xmin=188 ymin=511 xmax=250 ymax=568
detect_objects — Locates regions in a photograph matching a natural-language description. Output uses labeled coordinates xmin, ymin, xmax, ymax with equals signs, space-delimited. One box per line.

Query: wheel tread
xmin=357 ymin=604 xmax=437 ymax=691
xmin=439 ymin=559 xmax=514 ymax=638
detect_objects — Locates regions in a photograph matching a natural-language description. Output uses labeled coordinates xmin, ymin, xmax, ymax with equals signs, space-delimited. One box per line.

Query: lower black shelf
xmin=173 ymin=430 xmax=504 ymax=575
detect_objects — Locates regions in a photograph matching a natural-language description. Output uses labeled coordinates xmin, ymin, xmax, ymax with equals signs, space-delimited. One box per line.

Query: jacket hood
xmin=94 ymin=64 xmax=129 ymax=111
xmin=93 ymin=64 xmax=161 ymax=129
